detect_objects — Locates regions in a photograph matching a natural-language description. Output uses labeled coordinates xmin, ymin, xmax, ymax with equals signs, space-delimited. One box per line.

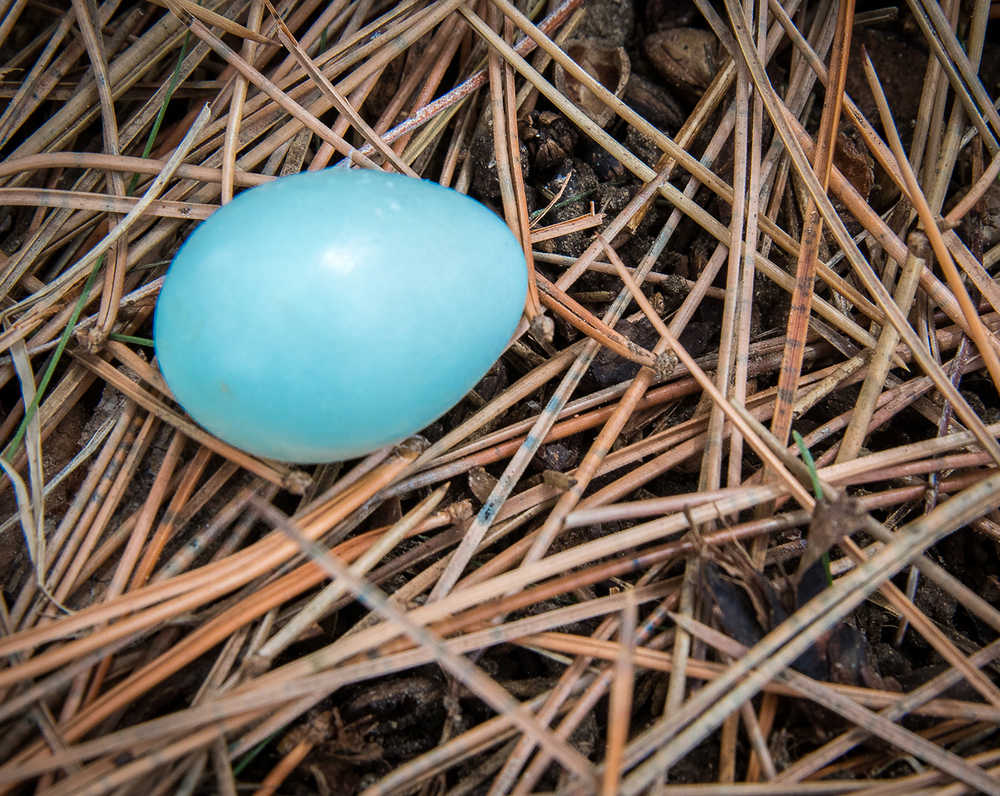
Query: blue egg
xmin=154 ymin=168 xmax=527 ymax=463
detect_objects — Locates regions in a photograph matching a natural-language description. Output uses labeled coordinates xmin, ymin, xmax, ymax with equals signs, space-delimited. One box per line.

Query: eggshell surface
xmin=154 ymin=168 xmax=527 ymax=462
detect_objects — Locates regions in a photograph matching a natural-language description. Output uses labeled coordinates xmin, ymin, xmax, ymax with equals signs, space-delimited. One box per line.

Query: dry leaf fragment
xmin=553 ymin=39 xmax=630 ymax=128
xmin=643 ymin=28 xmax=721 ymax=96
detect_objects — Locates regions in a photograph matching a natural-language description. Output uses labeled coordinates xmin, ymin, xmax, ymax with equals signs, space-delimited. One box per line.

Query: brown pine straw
xmin=862 ymin=49 xmax=1000 ymax=393
xmin=769 ymin=0 xmax=853 ymax=449
xmin=720 ymin=0 xmax=1000 ymax=464
xmin=3 ymin=1 xmax=1000 ymax=793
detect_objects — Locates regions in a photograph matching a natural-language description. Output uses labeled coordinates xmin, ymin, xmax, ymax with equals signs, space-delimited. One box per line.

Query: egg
xmin=154 ymin=168 xmax=527 ymax=463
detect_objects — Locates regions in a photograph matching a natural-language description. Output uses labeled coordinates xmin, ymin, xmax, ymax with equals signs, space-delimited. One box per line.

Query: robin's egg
xmin=153 ymin=168 xmax=527 ymax=463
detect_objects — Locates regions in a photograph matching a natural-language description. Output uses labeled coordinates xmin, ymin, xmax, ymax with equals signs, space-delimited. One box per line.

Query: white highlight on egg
xmin=321 ymin=245 xmax=359 ymax=275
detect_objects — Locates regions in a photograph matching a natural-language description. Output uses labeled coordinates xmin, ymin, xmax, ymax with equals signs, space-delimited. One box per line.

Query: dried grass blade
xmin=528 ymin=210 xmax=603 ymax=243
xmin=0 ymin=631 xmax=143 ymax=728
xmin=740 ymin=695 xmax=776 ymax=780
xmin=0 ymin=152 xmax=271 ymax=186
xmin=779 ymin=111 xmax=973 ymax=342
xmin=944 ymin=147 xmax=1000 ymax=225
xmin=770 ymin=0 xmax=853 ymax=447
xmin=103 ymin=433 xmax=185 ymax=612
xmin=488 ymin=0 xmax=728 ymax=200
xmin=504 ymin=595 xmax=679 ymax=795
xmin=772 ymin=0 xmax=1000 ymax=347
xmin=0 ymin=415 xmax=116 ymax=540
xmin=502 ymin=21 xmax=541 ymax=320
xmin=46 ymin=717 xmax=255 ymax=796
xmin=425 ymin=340 xmax=602 ymax=601
xmin=8 ymin=339 xmax=44 ymax=567
xmin=488 ymin=605 xmax=638 ymax=796
xmin=4 ymin=404 xmax=132 ymax=631
xmin=536 ymin=276 xmax=661 ymax=370
xmin=71 ymin=0 xmax=129 ymax=348
xmin=0 ymin=459 xmax=40 ymax=589
xmin=489 ymin=0 xmax=865 ymax=302
xmin=156 ymin=0 xmax=274 ymax=45
xmin=508 ymin=254 xmax=691 ymax=574
xmin=0 ymin=188 xmax=216 ymax=220
xmin=408 ymin=343 xmax=584 ymax=476
xmin=52 ymin=411 xmax=159 ymax=603
xmin=700 ymin=19 xmax=748 ymax=499
xmin=837 ymin=237 xmax=928 ymax=463
xmin=521 ymin=627 xmax=1000 ymax=721
xmin=729 ymin=0 xmax=768 ymax=496
xmin=128 ymin=445 xmax=211 ymax=591
xmin=942 ymin=230 xmax=1000 ymax=320
xmin=0 ymin=449 xmax=419 ymax=778
xmin=211 ymin=736 xmax=237 ymax=796
xmin=221 ymin=0 xmax=263 ymax=204
xmin=602 ymin=590 xmax=637 ymax=796
xmin=6 ymin=0 xmax=1000 ymax=786
xmin=7 ymin=5 xmax=190 ymax=162
xmin=3 ymin=338 xmax=72 ymax=615
xmin=262 ymin=490 xmax=789 ymax=693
